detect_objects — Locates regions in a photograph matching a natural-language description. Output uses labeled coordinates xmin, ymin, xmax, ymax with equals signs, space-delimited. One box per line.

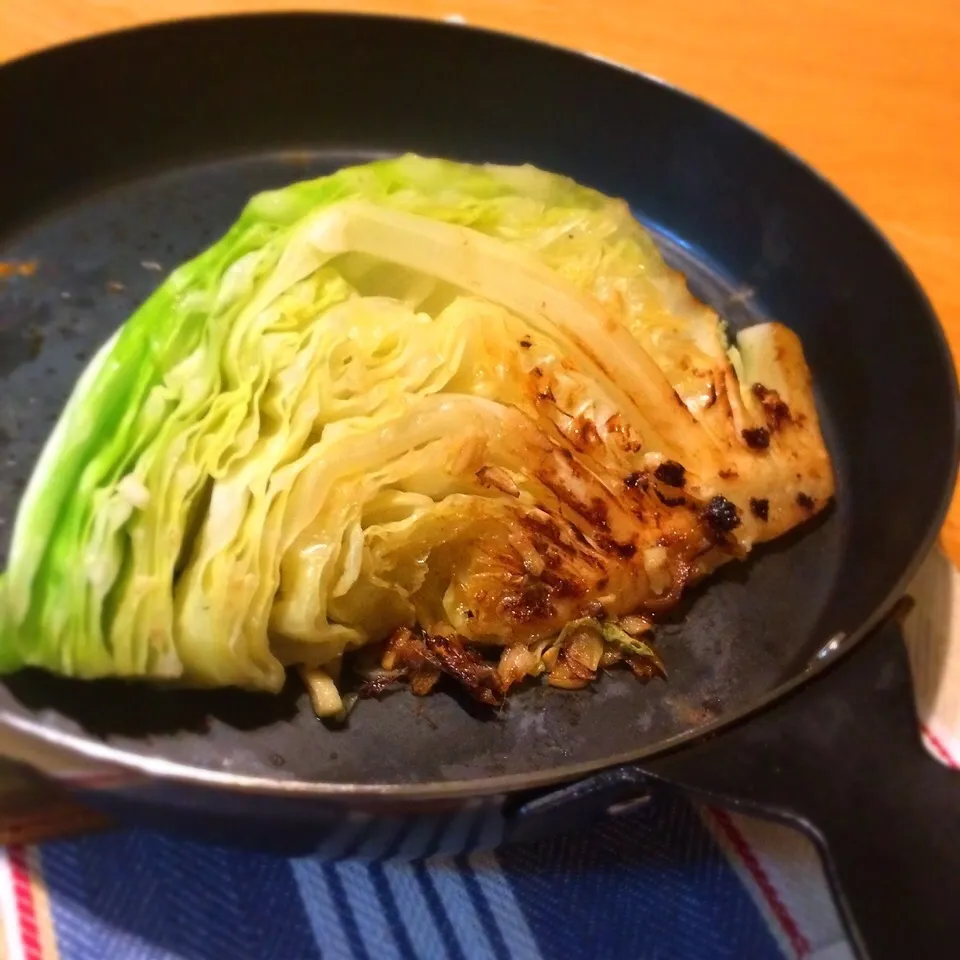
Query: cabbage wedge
xmin=0 ymin=156 xmax=834 ymax=700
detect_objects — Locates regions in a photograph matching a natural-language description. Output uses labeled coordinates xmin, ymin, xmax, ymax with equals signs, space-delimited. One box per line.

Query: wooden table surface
xmin=3 ymin=0 xmax=959 ymax=557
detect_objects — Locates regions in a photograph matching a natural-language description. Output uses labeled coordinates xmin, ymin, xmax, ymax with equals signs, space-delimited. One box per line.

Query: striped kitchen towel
xmin=0 ymin=794 xmax=853 ymax=960
xmin=903 ymin=549 xmax=960 ymax=767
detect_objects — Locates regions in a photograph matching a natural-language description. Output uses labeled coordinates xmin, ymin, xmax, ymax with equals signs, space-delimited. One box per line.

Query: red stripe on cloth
xmin=921 ymin=723 xmax=960 ymax=768
xmin=709 ymin=808 xmax=812 ymax=958
xmin=8 ymin=844 xmax=43 ymax=960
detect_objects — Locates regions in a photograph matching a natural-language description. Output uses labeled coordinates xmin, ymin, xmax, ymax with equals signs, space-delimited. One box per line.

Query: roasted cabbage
xmin=0 ymin=156 xmax=834 ymax=708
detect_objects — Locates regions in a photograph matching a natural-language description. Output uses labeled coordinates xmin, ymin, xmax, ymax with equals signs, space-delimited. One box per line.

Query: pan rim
xmin=1 ymin=11 xmax=958 ymax=801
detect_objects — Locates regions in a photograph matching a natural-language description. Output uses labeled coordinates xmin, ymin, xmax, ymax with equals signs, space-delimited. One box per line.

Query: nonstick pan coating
xmin=0 ymin=14 xmax=955 ymax=796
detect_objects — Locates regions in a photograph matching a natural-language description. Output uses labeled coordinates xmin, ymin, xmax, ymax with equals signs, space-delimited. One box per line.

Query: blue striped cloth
xmin=14 ymin=793 xmax=851 ymax=960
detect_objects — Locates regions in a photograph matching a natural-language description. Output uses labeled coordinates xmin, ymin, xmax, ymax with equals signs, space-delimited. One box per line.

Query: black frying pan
xmin=0 ymin=14 xmax=958 ymax=959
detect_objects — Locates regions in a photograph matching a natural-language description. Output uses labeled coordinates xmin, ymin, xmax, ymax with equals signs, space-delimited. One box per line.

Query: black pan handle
xmin=637 ymin=621 xmax=960 ymax=960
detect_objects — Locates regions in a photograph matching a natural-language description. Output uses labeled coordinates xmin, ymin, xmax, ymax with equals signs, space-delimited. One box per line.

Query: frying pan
xmin=0 ymin=13 xmax=957 ymax=959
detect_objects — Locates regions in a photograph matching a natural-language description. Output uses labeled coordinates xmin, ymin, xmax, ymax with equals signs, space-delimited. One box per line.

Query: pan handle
xmin=636 ymin=620 xmax=960 ymax=960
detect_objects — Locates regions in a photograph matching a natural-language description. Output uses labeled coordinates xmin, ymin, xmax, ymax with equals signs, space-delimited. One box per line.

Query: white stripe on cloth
xmin=347 ymin=817 xmax=409 ymax=862
xmin=810 ymin=943 xmax=856 ymax=960
xmin=432 ymin=806 xmax=481 ymax=859
xmin=422 ymin=863 xmax=500 ymax=959
xmin=394 ymin=817 xmax=446 ymax=861
xmin=922 ymin=721 xmax=960 ymax=769
xmin=0 ymin=849 xmax=25 ymax=960
xmin=334 ymin=863 xmax=403 ymax=960
xmin=476 ymin=811 xmax=505 ymax=852
xmin=332 ymin=819 xmax=407 ymax=960
xmin=701 ymin=808 xmax=850 ymax=960
xmin=381 ymin=863 xmax=448 ymax=958
xmin=291 ymin=858 xmax=354 ymax=959
xmin=313 ymin=816 xmax=376 ymax=860
xmin=467 ymin=851 xmax=543 ymax=960
xmin=903 ymin=549 xmax=960 ymax=766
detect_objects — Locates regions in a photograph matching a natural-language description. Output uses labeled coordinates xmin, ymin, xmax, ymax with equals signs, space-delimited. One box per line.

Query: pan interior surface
xmin=0 ymin=15 xmax=953 ymax=791
xmin=0 ymin=150 xmax=844 ymax=785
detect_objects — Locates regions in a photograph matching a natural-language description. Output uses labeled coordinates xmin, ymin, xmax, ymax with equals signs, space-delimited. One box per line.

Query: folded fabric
xmin=0 ymin=795 xmax=852 ymax=960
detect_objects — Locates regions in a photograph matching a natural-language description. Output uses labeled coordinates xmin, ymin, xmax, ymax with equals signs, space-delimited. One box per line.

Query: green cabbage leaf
xmin=0 ymin=156 xmax=833 ymax=691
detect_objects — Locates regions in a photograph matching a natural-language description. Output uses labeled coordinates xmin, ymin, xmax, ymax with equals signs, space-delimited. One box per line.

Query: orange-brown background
xmin=3 ymin=0 xmax=960 ymax=557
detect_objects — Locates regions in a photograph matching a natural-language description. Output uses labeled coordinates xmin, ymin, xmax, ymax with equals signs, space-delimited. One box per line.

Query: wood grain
xmin=2 ymin=0 xmax=959 ymax=558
